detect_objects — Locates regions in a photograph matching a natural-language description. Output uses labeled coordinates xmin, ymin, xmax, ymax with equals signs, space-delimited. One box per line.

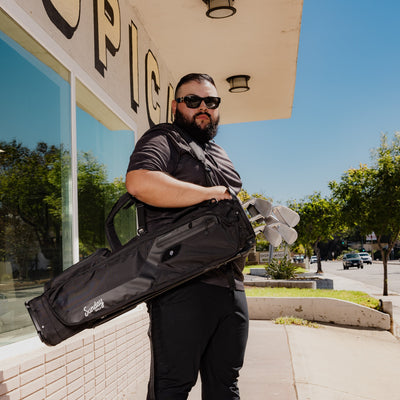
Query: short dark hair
xmin=175 ymin=73 xmax=216 ymax=99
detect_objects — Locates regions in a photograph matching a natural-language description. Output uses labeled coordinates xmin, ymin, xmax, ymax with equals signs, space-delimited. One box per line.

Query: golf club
xmin=272 ymin=205 xmax=300 ymax=228
xmin=263 ymin=225 xmax=282 ymax=247
xmin=268 ymin=222 xmax=298 ymax=245
xmin=243 ymin=198 xmax=273 ymax=219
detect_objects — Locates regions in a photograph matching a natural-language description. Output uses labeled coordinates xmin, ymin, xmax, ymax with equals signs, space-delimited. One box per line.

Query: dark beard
xmin=174 ymin=108 xmax=219 ymax=145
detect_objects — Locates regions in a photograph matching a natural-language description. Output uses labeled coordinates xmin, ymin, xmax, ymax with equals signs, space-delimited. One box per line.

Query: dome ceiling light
xmin=202 ymin=0 xmax=236 ymax=19
xmin=226 ymin=75 xmax=250 ymax=93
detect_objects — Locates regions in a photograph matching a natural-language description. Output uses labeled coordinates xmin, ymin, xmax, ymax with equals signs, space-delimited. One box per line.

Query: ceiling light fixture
xmin=202 ymin=0 xmax=236 ymax=19
xmin=226 ymin=75 xmax=250 ymax=93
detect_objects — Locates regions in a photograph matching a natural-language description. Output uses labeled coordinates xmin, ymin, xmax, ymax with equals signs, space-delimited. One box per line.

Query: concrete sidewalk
xmin=131 ymin=273 xmax=400 ymax=399
xmin=188 ymin=321 xmax=400 ymax=400
xmin=188 ymin=320 xmax=297 ymax=400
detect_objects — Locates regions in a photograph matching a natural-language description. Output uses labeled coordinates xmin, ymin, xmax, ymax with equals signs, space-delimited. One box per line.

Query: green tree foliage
xmin=78 ymin=152 xmax=128 ymax=257
xmin=237 ymin=189 xmax=251 ymax=204
xmin=0 ymin=140 xmax=128 ymax=281
xmin=0 ymin=140 xmax=63 ymax=277
xmin=289 ymin=193 xmax=342 ymax=273
xmin=330 ymin=133 xmax=400 ymax=295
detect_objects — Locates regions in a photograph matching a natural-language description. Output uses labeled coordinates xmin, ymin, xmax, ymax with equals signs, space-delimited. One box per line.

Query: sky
xmin=216 ymin=0 xmax=400 ymax=205
xmin=2 ymin=1 xmax=400 ymax=201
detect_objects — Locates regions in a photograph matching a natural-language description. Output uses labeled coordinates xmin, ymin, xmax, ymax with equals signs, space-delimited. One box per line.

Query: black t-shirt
xmin=127 ymin=123 xmax=245 ymax=289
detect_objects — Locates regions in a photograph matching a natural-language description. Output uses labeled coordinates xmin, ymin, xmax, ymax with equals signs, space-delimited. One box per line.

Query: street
xmin=309 ymin=260 xmax=400 ymax=294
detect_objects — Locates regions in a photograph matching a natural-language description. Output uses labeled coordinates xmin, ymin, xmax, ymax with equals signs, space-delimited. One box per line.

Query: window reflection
xmin=76 ymin=106 xmax=135 ymax=258
xmin=0 ymin=29 xmax=71 ymax=345
xmin=0 ymin=16 xmax=135 ymax=347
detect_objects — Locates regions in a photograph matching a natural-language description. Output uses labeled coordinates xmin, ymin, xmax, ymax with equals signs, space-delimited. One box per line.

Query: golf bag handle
xmin=105 ymin=192 xmax=146 ymax=252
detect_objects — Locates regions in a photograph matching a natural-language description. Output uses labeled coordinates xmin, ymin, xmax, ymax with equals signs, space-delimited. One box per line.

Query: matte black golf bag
xmin=25 ymin=192 xmax=255 ymax=346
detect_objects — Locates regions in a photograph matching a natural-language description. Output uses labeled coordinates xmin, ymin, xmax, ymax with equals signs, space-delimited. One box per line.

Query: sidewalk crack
xmin=284 ymin=325 xmax=299 ymax=400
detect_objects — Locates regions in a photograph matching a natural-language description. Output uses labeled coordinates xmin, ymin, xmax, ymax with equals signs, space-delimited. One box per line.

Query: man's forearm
xmin=125 ymin=169 xmax=231 ymax=208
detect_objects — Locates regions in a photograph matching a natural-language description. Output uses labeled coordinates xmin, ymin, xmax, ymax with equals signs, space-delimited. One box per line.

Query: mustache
xmin=194 ymin=111 xmax=212 ymax=119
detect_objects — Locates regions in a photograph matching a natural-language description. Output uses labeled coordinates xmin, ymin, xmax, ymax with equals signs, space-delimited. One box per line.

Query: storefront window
xmin=0 ymin=12 xmax=135 ymax=347
xmin=76 ymin=82 xmax=136 ymax=258
xmin=0 ymin=28 xmax=71 ymax=345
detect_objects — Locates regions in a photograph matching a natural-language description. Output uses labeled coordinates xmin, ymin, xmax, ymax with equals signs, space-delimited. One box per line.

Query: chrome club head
xmin=268 ymin=222 xmax=298 ymax=245
xmin=243 ymin=198 xmax=273 ymax=219
xmin=263 ymin=225 xmax=283 ymax=247
xmin=272 ymin=205 xmax=300 ymax=228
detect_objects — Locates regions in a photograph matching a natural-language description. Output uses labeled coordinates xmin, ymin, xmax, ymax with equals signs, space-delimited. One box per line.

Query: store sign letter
xmin=145 ymin=50 xmax=161 ymax=127
xmin=166 ymin=84 xmax=174 ymax=123
xmin=94 ymin=0 xmax=121 ymax=76
xmin=42 ymin=0 xmax=81 ymax=39
xmin=43 ymin=0 xmax=174 ymax=124
xmin=129 ymin=21 xmax=139 ymax=113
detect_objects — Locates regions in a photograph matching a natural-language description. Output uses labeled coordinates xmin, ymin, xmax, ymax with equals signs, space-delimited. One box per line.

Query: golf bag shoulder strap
xmin=181 ymin=135 xmax=219 ymax=187
xmin=145 ymin=123 xmax=219 ymax=187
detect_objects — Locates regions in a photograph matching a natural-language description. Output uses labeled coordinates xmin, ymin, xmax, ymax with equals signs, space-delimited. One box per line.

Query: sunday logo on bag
xmin=83 ymin=298 xmax=105 ymax=317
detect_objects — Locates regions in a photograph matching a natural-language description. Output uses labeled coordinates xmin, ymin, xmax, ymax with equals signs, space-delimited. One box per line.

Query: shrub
xmin=264 ymin=256 xmax=298 ymax=280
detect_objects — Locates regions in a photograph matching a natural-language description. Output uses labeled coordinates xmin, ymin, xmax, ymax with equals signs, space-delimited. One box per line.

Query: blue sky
xmin=217 ymin=0 xmax=400 ymax=204
xmin=2 ymin=1 xmax=399 ymax=199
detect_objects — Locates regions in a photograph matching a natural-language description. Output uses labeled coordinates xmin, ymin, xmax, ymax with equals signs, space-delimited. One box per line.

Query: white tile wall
xmin=0 ymin=306 xmax=150 ymax=400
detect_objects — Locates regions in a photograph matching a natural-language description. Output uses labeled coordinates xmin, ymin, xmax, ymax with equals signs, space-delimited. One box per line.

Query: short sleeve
xmin=127 ymin=131 xmax=179 ymax=174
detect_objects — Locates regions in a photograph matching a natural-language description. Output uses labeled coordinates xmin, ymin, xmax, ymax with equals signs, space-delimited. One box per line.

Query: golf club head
xmin=249 ymin=214 xmax=265 ymax=224
xmin=269 ymin=222 xmax=298 ymax=245
xmin=243 ymin=198 xmax=273 ymax=219
xmin=263 ymin=225 xmax=282 ymax=248
xmin=272 ymin=205 xmax=300 ymax=228
xmin=253 ymin=225 xmax=266 ymax=235
xmin=264 ymin=215 xmax=279 ymax=226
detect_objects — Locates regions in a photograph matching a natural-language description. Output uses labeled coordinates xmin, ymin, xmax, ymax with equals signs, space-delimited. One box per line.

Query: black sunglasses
xmin=176 ymin=95 xmax=221 ymax=109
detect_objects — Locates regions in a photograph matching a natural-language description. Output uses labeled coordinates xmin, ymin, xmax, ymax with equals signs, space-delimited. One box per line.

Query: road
xmin=309 ymin=260 xmax=400 ymax=294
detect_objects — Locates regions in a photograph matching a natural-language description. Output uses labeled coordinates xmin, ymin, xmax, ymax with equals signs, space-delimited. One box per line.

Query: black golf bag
xmin=25 ymin=192 xmax=255 ymax=346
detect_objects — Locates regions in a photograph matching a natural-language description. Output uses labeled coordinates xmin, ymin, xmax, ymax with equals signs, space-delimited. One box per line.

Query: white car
xmin=310 ymin=256 xmax=317 ymax=264
xmin=358 ymin=252 xmax=372 ymax=264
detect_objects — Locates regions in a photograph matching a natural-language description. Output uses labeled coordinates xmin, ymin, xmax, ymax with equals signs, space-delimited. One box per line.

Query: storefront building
xmin=0 ymin=1 xmax=302 ymax=398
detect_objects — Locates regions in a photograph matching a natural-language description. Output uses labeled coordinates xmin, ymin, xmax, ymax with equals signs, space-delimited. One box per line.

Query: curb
xmin=247 ymin=296 xmax=391 ymax=330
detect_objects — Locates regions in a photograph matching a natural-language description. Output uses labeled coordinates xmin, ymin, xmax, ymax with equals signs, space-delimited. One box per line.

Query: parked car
xmin=293 ymin=255 xmax=304 ymax=263
xmin=343 ymin=253 xmax=363 ymax=269
xmin=310 ymin=255 xmax=317 ymax=264
xmin=358 ymin=252 xmax=372 ymax=264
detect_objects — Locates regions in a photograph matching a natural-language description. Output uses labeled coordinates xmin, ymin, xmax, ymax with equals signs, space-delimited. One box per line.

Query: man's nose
xmin=199 ymin=100 xmax=208 ymax=110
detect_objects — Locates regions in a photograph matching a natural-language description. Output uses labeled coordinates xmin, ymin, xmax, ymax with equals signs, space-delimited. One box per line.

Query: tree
xmin=289 ymin=193 xmax=342 ymax=273
xmin=330 ymin=133 xmax=400 ymax=295
xmin=0 ymin=140 xmax=129 ymax=280
xmin=0 ymin=140 xmax=63 ymax=277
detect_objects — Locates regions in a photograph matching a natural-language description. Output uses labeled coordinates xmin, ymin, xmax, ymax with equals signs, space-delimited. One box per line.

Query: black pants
xmin=146 ymin=280 xmax=249 ymax=400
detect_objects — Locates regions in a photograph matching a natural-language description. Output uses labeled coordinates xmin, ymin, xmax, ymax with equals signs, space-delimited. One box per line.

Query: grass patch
xmin=273 ymin=316 xmax=320 ymax=328
xmin=245 ymin=287 xmax=381 ymax=310
xmin=243 ymin=266 xmax=253 ymax=275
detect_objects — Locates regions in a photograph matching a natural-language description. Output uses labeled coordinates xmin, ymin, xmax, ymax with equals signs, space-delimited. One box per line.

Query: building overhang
xmin=130 ymin=0 xmax=303 ymax=124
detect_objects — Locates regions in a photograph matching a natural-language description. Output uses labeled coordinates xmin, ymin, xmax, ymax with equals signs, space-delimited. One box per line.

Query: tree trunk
xmin=315 ymin=244 xmax=323 ymax=273
xmin=382 ymin=252 xmax=388 ymax=296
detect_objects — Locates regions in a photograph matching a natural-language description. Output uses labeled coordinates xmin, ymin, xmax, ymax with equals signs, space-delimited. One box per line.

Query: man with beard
xmin=125 ymin=73 xmax=248 ymax=400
